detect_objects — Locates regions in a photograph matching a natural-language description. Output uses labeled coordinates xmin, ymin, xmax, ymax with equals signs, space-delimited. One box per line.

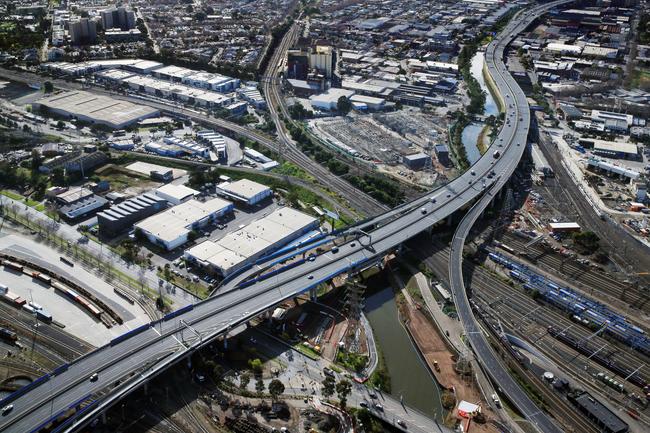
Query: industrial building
xmin=155 ymin=184 xmax=198 ymax=205
xmin=97 ymin=193 xmax=167 ymax=237
xmin=151 ymin=65 xmax=240 ymax=92
xmin=196 ymin=130 xmax=227 ymax=161
xmin=33 ymin=91 xmax=159 ymax=129
xmin=548 ymin=222 xmax=581 ymax=233
xmin=135 ymin=198 xmax=234 ymax=251
xmin=586 ymin=157 xmax=640 ymax=182
xmin=184 ymin=207 xmax=319 ymax=276
xmin=579 ymin=138 xmax=639 ymax=160
xmin=309 ymin=88 xmax=355 ymax=111
xmin=216 ymin=179 xmax=272 ymax=206
xmin=435 ymin=144 xmax=451 ymax=166
xmin=403 ymin=153 xmax=431 ymax=170
xmin=568 ymin=392 xmax=628 ymax=433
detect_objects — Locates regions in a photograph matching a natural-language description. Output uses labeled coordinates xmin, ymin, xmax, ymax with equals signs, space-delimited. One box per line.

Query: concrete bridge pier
xmin=101 ymin=412 xmax=107 ymax=425
xmin=143 ymin=382 xmax=149 ymax=395
xmin=309 ymin=287 xmax=318 ymax=301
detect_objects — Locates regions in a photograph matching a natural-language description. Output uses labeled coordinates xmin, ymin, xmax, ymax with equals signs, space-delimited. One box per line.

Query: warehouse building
xmin=216 ymin=179 xmax=272 ymax=206
xmin=97 ymin=193 xmax=167 ymax=237
xmin=403 ymin=152 xmax=431 ymax=170
xmin=579 ymin=138 xmax=639 ymax=160
xmin=184 ymin=207 xmax=319 ymax=276
xmin=58 ymin=194 xmax=108 ymax=220
xmin=32 ymin=91 xmax=159 ymax=129
xmin=435 ymin=144 xmax=451 ymax=166
xmin=568 ymin=392 xmax=628 ymax=433
xmin=135 ymin=198 xmax=234 ymax=251
xmin=155 ymin=184 xmax=199 ymax=205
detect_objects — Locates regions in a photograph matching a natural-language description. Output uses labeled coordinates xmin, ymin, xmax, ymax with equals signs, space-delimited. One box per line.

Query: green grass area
xmin=24 ymin=199 xmax=40 ymax=207
xmin=336 ymin=349 xmax=368 ymax=373
xmin=34 ymin=204 xmax=45 ymax=212
xmin=630 ymin=69 xmax=650 ymax=90
xmin=292 ymin=343 xmax=321 ymax=360
xmin=0 ymin=22 xmax=16 ymax=32
xmin=96 ymin=166 xmax=153 ymax=192
xmin=1 ymin=190 xmax=23 ymax=201
xmin=272 ymin=161 xmax=314 ymax=181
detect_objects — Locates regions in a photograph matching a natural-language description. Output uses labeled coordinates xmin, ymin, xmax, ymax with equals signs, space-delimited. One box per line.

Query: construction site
xmin=308 ymin=108 xmax=454 ymax=186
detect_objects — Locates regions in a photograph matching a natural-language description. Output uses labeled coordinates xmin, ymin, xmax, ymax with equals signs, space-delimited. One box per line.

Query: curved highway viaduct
xmin=0 ymin=2 xmax=571 ymax=432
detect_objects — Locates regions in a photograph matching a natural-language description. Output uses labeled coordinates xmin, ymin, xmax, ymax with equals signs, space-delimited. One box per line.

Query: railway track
xmin=262 ymin=19 xmax=390 ymax=216
xmin=0 ymin=304 xmax=90 ymax=359
xmin=500 ymin=233 xmax=650 ymax=313
xmin=413 ymin=239 xmax=650 ymax=387
xmin=474 ymin=294 xmax=624 ymax=433
xmin=474 ymin=267 xmax=650 ymax=388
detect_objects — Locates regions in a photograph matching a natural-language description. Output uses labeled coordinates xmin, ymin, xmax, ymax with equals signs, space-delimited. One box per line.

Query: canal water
xmin=461 ymin=51 xmax=499 ymax=164
xmin=364 ymin=287 xmax=444 ymax=420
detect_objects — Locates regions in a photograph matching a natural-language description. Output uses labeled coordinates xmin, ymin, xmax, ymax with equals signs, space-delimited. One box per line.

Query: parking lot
xmin=144 ymin=193 xmax=282 ymax=292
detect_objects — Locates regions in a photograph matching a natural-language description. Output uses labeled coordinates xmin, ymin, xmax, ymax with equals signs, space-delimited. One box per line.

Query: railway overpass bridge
xmin=0 ymin=2 xmax=572 ymax=433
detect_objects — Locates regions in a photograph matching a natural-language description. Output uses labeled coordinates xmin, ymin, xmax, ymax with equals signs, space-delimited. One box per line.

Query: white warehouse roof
xmin=218 ymin=179 xmax=270 ymax=201
xmin=186 ymin=207 xmax=318 ymax=274
xmin=155 ymin=184 xmax=198 ymax=203
xmin=34 ymin=90 xmax=158 ymax=128
xmin=136 ymin=198 xmax=231 ymax=244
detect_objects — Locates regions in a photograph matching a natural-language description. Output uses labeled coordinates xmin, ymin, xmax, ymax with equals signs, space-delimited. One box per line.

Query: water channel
xmin=461 ymin=51 xmax=500 ymax=164
xmin=364 ymin=287 xmax=444 ymax=420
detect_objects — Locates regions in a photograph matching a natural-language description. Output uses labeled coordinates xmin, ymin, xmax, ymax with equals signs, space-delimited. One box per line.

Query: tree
xmin=337 ymin=96 xmax=352 ymax=115
xmin=321 ymin=376 xmax=335 ymax=399
xmin=255 ymin=378 xmax=265 ymax=394
xmin=572 ymin=230 xmax=600 ymax=254
xmin=30 ymin=149 xmax=42 ymax=171
xmin=43 ymin=81 xmax=53 ymax=93
xmin=335 ymin=379 xmax=352 ymax=408
xmin=268 ymin=379 xmax=285 ymax=400
xmin=185 ymin=4 xmax=194 ymax=13
xmin=249 ymin=358 xmax=263 ymax=375
xmin=239 ymin=372 xmax=251 ymax=390
xmin=212 ymin=364 xmax=224 ymax=383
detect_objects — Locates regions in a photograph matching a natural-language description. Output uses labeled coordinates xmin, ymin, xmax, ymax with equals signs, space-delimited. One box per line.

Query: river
xmin=364 ymin=288 xmax=444 ymax=420
xmin=461 ymin=51 xmax=499 ymax=164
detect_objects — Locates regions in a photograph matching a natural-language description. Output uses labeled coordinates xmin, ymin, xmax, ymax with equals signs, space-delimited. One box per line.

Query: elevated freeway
xmin=448 ymin=2 xmax=572 ymax=433
xmin=0 ymin=2 xmax=571 ymax=433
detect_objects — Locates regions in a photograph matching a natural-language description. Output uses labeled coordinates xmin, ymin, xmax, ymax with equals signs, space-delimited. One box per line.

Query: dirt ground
xmin=400 ymin=293 xmax=499 ymax=433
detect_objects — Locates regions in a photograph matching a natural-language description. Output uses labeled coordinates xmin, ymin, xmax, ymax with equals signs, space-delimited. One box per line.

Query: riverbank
xmin=392 ymin=271 xmax=500 ymax=433
xmin=477 ymin=124 xmax=491 ymax=154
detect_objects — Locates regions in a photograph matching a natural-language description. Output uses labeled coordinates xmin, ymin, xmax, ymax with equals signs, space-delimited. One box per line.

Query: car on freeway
xmin=373 ymin=403 xmax=383 ymax=411
xmin=368 ymin=391 xmax=377 ymax=399
xmin=307 ymin=274 xmax=314 ymax=280
xmin=2 ymin=404 xmax=14 ymax=416
xmin=397 ymin=419 xmax=407 ymax=428
xmin=89 ymin=373 xmax=99 ymax=382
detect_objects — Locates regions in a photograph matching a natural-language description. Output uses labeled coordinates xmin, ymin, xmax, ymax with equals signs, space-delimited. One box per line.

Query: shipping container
xmin=2 ymin=260 xmax=23 ymax=272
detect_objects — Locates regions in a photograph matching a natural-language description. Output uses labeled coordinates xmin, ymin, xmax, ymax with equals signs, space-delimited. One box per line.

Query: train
xmin=31 ymin=271 xmax=51 ymax=285
xmin=548 ymin=326 xmax=647 ymax=389
xmin=0 ymin=327 xmax=17 ymax=343
xmin=2 ymin=260 xmax=23 ymax=272
xmin=22 ymin=302 xmax=53 ymax=323
xmin=488 ymin=250 xmax=650 ymax=356
xmin=52 ymin=281 xmax=103 ymax=319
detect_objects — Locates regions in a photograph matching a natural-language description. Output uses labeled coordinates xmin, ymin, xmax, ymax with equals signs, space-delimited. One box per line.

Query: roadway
xmin=0 ymin=2 xmax=570 ymax=432
xmin=447 ymin=2 xmax=572 ymax=433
